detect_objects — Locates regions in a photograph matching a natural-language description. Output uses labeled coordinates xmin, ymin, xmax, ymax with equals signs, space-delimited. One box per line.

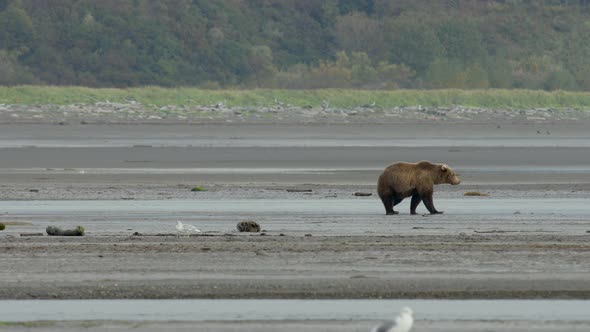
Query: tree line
xmin=1 ymin=0 xmax=590 ymax=90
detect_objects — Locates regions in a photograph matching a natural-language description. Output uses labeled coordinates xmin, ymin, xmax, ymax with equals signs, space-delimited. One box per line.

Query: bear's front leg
xmin=422 ymin=191 xmax=443 ymax=214
xmin=410 ymin=193 xmax=421 ymax=215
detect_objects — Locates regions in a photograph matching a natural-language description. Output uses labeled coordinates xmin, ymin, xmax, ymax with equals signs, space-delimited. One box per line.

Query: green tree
xmin=0 ymin=3 xmax=34 ymax=50
xmin=436 ymin=19 xmax=485 ymax=65
xmin=545 ymin=68 xmax=578 ymax=90
xmin=424 ymin=59 xmax=464 ymax=88
xmin=560 ymin=25 xmax=590 ymax=90
xmin=248 ymin=45 xmax=277 ymax=87
xmin=387 ymin=20 xmax=443 ymax=74
xmin=485 ymin=57 xmax=513 ymax=89
xmin=334 ymin=12 xmax=384 ymax=59
xmin=350 ymin=51 xmax=377 ymax=87
xmin=375 ymin=61 xmax=415 ymax=89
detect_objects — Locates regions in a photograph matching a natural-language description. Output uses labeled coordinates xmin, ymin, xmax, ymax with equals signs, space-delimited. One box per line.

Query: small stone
xmin=354 ymin=192 xmax=372 ymax=197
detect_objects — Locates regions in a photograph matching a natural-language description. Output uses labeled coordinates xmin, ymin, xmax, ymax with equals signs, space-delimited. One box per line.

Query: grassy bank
xmin=1 ymin=86 xmax=590 ymax=109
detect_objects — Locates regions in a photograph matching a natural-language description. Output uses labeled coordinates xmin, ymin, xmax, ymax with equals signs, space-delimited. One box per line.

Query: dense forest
xmin=2 ymin=0 xmax=590 ymax=90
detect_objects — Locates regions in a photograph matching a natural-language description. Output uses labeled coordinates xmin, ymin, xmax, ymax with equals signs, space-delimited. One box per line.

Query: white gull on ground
xmin=175 ymin=221 xmax=201 ymax=234
xmin=370 ymin=307 xmax=413 ymax=332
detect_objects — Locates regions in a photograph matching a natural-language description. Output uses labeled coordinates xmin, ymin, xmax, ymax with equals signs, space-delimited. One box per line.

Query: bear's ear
xmin=441 ymin=164 xmax=448 ymax=172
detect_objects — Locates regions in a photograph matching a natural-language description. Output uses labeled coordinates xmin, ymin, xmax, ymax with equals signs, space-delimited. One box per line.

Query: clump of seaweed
xmin=0 ymin=223 xmax=5 ymax=231
xmin=191 ymin=186 xmax=207 ymax=192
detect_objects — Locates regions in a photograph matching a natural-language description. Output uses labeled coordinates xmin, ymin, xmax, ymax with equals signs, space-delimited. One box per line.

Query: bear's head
xmin=439 ymin=164 xmax=461 ymax=185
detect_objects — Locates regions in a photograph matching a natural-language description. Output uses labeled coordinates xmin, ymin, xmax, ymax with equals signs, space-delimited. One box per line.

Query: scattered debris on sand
xmin=1 ymin=102 xmax=588 ymax=125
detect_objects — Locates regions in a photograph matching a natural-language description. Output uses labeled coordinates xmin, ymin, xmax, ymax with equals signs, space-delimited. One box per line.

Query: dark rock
xmin=237 ymin=221 xmax=260 ymax=233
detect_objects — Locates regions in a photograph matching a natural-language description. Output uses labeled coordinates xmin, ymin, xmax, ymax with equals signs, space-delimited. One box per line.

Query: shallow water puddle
xmin=0 ymin=299 xmax=589 ymax=322
xmin=0 ymin=198 xmax=587 ymax=215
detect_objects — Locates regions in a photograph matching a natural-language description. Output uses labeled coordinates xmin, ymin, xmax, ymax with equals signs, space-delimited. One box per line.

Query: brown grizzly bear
xmin=377 ymin=161 xmax=460 ymax=215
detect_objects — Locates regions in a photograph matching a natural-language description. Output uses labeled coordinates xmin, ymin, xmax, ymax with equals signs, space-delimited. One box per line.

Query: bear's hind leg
xmin=379 ymin=193 xmax=399 ymax=215
xmin=410 ymin=193 xmax=421 ymax=215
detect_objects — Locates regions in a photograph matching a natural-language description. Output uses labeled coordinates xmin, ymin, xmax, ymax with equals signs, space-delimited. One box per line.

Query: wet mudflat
xmin=1 ymin=299 xmax=589 ymax=321
xmin=0 ymin=300 xmax=590 ymax=332
xmin=0 ymin=122 xmax=589 ymax=331
xmin=0 ymin=198 xmax=588 ymax=236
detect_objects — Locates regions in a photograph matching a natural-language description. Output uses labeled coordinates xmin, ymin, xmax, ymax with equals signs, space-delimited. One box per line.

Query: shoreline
xmin=1 ymin=102 xmax=590 ymax=125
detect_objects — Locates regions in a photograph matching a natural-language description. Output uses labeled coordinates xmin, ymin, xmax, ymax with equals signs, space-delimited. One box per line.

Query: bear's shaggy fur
xmin=377 ymin=161 xmax=460 ymax=215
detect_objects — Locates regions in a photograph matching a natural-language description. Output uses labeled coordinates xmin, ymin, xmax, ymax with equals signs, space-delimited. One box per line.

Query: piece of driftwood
xmin=464 ymin=191 xmax=490 ymax=197
xmin=46 ymin=225 xmax=85 ymax=236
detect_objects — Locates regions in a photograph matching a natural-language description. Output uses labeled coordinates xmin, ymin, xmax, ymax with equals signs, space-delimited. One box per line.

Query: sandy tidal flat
xmin=0 ymin=120 xmax=589 ymax=331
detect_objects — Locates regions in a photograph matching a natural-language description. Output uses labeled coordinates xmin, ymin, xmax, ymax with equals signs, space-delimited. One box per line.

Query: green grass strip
xmin=1 ymin=86 xmax=590 ymax=109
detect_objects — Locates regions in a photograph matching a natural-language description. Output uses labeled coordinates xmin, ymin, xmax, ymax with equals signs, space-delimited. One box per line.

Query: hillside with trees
xmin=2 ymin=0 xmax=590 ymax=90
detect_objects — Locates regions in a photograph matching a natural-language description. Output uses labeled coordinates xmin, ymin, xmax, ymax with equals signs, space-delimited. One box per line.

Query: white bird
xmin=370 ymin=307 xmax=413 ymax=332
xmin=176 ymin=221 xmax=201 ymax=234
